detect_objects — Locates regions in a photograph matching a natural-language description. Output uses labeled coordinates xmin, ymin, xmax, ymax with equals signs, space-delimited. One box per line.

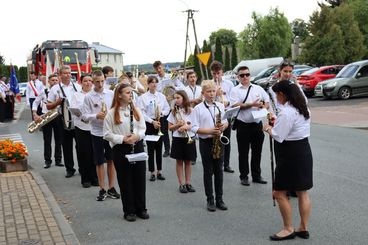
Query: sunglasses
xmin=281 ymin=61 xmax=295 ymax=67
xmin=238 ymin=73 xmax=251 ymax=78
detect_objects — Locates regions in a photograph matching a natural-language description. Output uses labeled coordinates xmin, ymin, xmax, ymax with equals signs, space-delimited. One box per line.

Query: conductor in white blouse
xmin=263 ymin=80 xmax=313 ymax=241
xmin=103 ymin=83 xmax=149 ymax=222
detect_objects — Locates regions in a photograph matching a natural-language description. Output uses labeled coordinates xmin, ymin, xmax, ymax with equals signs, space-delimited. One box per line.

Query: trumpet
xmin=155 ymin=104 xmax=164 ymax=136
xmin=214 ymin=78 xmax=225 ymax=104
xmin=101 ymin=101 xmax=107 ymax=114
xmin=174 ymin=106 xmax=194 ymax=144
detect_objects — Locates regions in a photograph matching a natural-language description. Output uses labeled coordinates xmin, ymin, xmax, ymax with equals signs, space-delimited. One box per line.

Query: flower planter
xmin=0 ymin=158 xmax=28 ymax=173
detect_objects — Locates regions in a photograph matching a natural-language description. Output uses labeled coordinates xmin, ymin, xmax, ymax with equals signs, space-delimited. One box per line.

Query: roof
xmin=89 ymin=42 xmax=124 ymax=54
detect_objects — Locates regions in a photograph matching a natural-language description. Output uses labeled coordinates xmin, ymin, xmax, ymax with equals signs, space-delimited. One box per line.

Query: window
xmin=357 ymin=65 xmax=368 ymax=78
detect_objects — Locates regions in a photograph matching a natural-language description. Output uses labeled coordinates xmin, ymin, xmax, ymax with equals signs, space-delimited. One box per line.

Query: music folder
xmin=125 ymin=152 xmax=148 ymax=162
xmin=223 ymin=106 xmax=240 ymax=120
xmin=251 ymin=108 xmax=269 ymax=119
xmin=144 ymin=135 xmax=161 ymax=142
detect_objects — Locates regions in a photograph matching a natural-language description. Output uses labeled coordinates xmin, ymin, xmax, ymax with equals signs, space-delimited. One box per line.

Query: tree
xmin=238 ymin=8 xmax=293 ymax=59
xmin=224 ymin=46 xmax=231 ymax=71
xmin=18 ymin=67 xmax=28 ymax=82
xmin=209 ymin=29 xmax=238 ymax=47
xmin=186 ymin=54 xmax=195 ymax=67
xmin=0 ymin=54 xmax=4 ymax=65
xmin=319 ymin=0 xmax=344 ymax=7
xmin=290 ymin=18 xmax=309 ymax=41
xmin=348 ymin=0 xmax=368 ymax=58
xmin=214 ymin=37 xmax=223 ymax=64
xmin=193 ymin=45 xmax=202 ymax=82
xmin=231 ymin=42 xmax=238 ymax=69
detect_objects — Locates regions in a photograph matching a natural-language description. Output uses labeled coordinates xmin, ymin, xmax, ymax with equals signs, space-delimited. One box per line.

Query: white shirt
xmin=184 ymin=85 xmax=202 ymax=101
xmin=215 ymin=79 xmax=234 ymax=107
xmin=167 ymin=108 xmax=195 ymax=138
xmin=103 ymin=106 xmax=146 ymax=148
xmin=156 ymin=73 xmax=185 ymax=92
xmin=69 ymin=90 xmax=91 ymax=131
xmin=230 ymin=83 xmax=270 ymax=123
xmin=137 ymin=91 xmax=170 ymax=123
xmin=191 ymin=101 xmax=227 ymax=139
xmin=81 ymin=89 xmax=114 ymax=137
xmin=271 ymin=102 xmax=311 ymax=143
xmin=32 ymin=88 xmax=49 ymax=114
xmin=0 ymin=81 xmax=9 ymax=94
xmin=0 ymin=84 xmax=5 ymax=99
xmin=26 ymin=79 xmax=44 ymax=103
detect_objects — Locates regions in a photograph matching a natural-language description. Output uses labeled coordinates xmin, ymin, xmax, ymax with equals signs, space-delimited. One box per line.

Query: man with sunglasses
xmin=230 ymin=66 xmax=270 ymax=186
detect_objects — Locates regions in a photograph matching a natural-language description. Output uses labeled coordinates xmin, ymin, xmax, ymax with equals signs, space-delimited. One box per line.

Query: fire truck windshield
xmin=46 ymin=49 xmax=87 ymax=64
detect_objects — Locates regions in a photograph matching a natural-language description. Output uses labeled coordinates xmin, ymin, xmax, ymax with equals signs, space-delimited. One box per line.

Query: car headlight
xmin=325 ymin=81 xmax=337 ymax=88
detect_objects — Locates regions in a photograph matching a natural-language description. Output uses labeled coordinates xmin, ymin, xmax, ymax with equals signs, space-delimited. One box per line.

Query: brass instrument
xmin=174 ymin=106 xmax=194 ymax=144
xmin=28 ymin=109 xmax=60 ymax=133
xmin=170 ymin=70 xmax=178 ymax=80
xmin=155 ymin=104 xmax=164 ymax=136
xmin=101 ymin=101 xmax=107 ymax=114
xmin=162 ymin=85 xmax=176 ymax=104
xmin=214 ymin=78 xmax=225 ymax=104
xmin=212 ymin=103 xmax=229 ymax=159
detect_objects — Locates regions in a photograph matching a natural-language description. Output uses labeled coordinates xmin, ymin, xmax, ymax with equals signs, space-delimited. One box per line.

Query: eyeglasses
xmin=281 ymin=61 xmax=295 ymax=67
xmin=238 ymin=73 xmax=251 ymax=78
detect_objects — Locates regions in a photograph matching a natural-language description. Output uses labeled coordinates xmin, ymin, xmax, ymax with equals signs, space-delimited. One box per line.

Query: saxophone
xmin=212 ymin=103 xmax=222 ymax=159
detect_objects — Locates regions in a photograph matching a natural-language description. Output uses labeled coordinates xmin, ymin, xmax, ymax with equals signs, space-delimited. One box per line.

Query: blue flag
xmin=10 ymin=66 xmax=20 ymax=94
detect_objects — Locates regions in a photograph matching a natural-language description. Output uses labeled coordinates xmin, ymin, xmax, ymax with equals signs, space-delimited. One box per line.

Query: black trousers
xmin=5 ymin=95 xmax=14 ymax=120
xmin=161 ymin=115 xmax=170 ymax=152
xmin=0 ymin=98 xmax=5 ymax=122
xmin=236 ymin=120 xmax=264 ymax=180
xmin=42 ymin=116 xmax=62 ymax=164
xmin=112 ymin=141 xmax=146 ymax=215
xmin=75 ymin=127 xmax=97 ymax=184
xmin=60 ymin=119 xmax=76 ymax=173
xmin=223 ymin=119 xmax=231 ymax=168
xmin=146 ymin=122 xmax=163 ymax=172
xmin=199 ymin=138 xmax=223 ymax=203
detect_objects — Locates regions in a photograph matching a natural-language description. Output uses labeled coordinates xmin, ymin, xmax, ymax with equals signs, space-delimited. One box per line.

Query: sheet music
xmin=125 ymin=152 xmax=148 ymax=162
xmin=251 ymin=108 xmax=268 ymax=119
xmin=144 ymin=135 xmax=161 ymax=142
xmin=223 ymin=106 xmax=240 ymax=120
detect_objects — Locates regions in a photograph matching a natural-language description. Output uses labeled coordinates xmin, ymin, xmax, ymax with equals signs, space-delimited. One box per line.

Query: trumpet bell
xmin=157 ymin=130 xmax=164 ymax=136
xmin=187 ymin=137 xmax=194 ymax=144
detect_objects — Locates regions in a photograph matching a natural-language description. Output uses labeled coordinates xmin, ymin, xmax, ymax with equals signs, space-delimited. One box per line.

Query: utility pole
xmin=183 ymin=9 xmax=204 ymax=80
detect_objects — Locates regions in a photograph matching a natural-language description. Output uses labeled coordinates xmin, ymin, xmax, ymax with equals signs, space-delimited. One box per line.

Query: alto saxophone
xmin=212 ymin=103 xmax=222 ymax=159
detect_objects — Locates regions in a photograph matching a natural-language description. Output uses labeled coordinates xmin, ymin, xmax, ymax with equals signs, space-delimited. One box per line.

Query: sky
xmin=0 ymin=0 xmax=320 ymax=67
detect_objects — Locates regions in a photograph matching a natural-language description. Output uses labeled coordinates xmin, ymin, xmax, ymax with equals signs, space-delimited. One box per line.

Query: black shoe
xmin=124 ymin=214 xmax=136 ymax=222
xmin=295 ymin=230 xmax=309 ymax=239
xmin=96 ymin=189 xmax=107 ymax=201
xmin=91 ymin=179 xmax=99 ymax=186
xmin=55 ymin=162 xmax=64 ymax=167
xmin=207 ymin=202 xmax=216 ymax=212
xmin=82 ymin=182 xmax=91 ymax=188
xmin=186 ymin=184 xmax=196 ymax=193
xmin=179 ymin=185 xmax=188 ymax=193
xmin=157 ymin=173 xmax=165 ymax=180
xmin=136 ymin=211 xmax=150 ymax=220
xmin=224 ymin=166 xmax=234 ymax=173
xmin=240 ymin=178 xmax=250 ymax=186
xmin=216 ymin=200 xmax=228 ymax=210
xmin=149 ymin=174 xmax=156 ymax=181
xmin=252 ymin=177 xmax=267 ymax=184
xmin=163 ymin=151 xmax=170 ymax=157
xmin=43 ymin=162 xmax=51 ymax=169
xmin=269 ymin=231 xmax=296 ymax=241
xmin=107 ymin=187 xmax=121 ymax=199
xmin=65 ymin=170 xmax=75 ymax=178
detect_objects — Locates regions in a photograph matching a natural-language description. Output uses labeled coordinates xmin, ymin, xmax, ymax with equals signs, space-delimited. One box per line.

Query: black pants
xmin=0 ymin=98 xmax=5 ymax=122
xmin=60 ymin=120 xmax=76 ymax=173
xmin=113 ymin=141 xmax=146 ymax=215
xmin=5 ymin=95 xmax=14 ymax=120
xmin=75 ymin=127 xmax=97 ymax=184
xmin=42 ymin=116 xmax=62 ymax=164
xmin=146 ymin=122 xmax=163 ymax=172
xmin=223 ymin=119 xmax=231 ymax=168
xmin=162 ymin=115 xmax=170 ymax=152
xmin=236 ymin=120 xmax=264 ymax=180
xmin=199 ymin=138 xmax=223 ymax=203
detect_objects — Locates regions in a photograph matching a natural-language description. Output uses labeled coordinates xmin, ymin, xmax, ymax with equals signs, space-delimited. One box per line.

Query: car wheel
xmin=338 ymin=86 xmax=351 ymax=100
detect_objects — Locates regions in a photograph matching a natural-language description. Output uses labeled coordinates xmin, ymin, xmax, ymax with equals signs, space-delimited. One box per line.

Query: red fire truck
xmin=27 ymin=40 xmax=99 ymax=80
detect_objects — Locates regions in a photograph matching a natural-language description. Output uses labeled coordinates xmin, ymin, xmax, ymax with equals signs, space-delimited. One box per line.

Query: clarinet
xmin=130 ymin=103 xmax=134 ymax=154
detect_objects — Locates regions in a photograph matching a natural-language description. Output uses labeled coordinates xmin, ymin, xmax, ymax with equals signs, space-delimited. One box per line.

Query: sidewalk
xmin=0 ymin=171 xmax=79 ymax=245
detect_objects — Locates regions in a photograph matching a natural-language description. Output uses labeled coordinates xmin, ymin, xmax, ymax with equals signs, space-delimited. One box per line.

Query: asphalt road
xmin=1 ymin=98 xmax=368 ymax=245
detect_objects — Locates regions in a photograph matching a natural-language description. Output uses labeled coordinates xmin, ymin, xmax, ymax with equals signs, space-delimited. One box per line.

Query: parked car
xmin=18 ymin=83 xmax=27 ymax=97
xmin=292 ymin=67 xmax=312 ymax=76
xmin=297 ymin=65 xmax=344 ymax=97
xmin=314 ymin=60 xmax=368 ymax=99
xmin=251 ymin=66 xmax=278 ymax=83
xmin=223 ymin=70 xmax=238 ymax=86
xmin=253 ymin=70 xmax=279 ymax=89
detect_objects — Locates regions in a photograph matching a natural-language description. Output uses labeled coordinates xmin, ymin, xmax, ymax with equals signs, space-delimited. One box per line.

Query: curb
xmin=30 ymin=170 xmax=81 ymax=245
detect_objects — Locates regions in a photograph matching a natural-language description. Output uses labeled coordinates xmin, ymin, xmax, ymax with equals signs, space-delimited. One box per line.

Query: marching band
xmin=26 ymin=60 xmax=313 ymax=239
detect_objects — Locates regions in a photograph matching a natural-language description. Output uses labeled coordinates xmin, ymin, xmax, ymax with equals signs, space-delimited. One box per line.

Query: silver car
xmin=315 ymin=60 xmax=368 ymax=99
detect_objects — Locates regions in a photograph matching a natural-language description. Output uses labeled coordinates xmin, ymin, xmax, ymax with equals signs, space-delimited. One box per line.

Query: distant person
xmin=138 ymin=71 xmax=148 ymax=91
xmin=264 ymin=80 xmax=313 ymax=241
xmin=0 ymin=76 xmax=8 ymax=122
xmin=26 ymin=71 xmax=44 ymax=120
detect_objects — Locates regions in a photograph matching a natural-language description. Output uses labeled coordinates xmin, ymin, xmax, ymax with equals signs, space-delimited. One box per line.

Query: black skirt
xmin=274 ymin=138 xmax=313 ymax=191
xmin=170 ymin=137 xmax=197 ymax=161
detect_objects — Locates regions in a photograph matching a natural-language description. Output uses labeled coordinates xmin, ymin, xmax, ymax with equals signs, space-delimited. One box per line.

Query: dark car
xmin=315 ymin=60 xmax=368 ymax=99
xmin=297 ymin=65 xmax=345 ymax=97
xmin=251 ymin=66 xmax=278 ymax=83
